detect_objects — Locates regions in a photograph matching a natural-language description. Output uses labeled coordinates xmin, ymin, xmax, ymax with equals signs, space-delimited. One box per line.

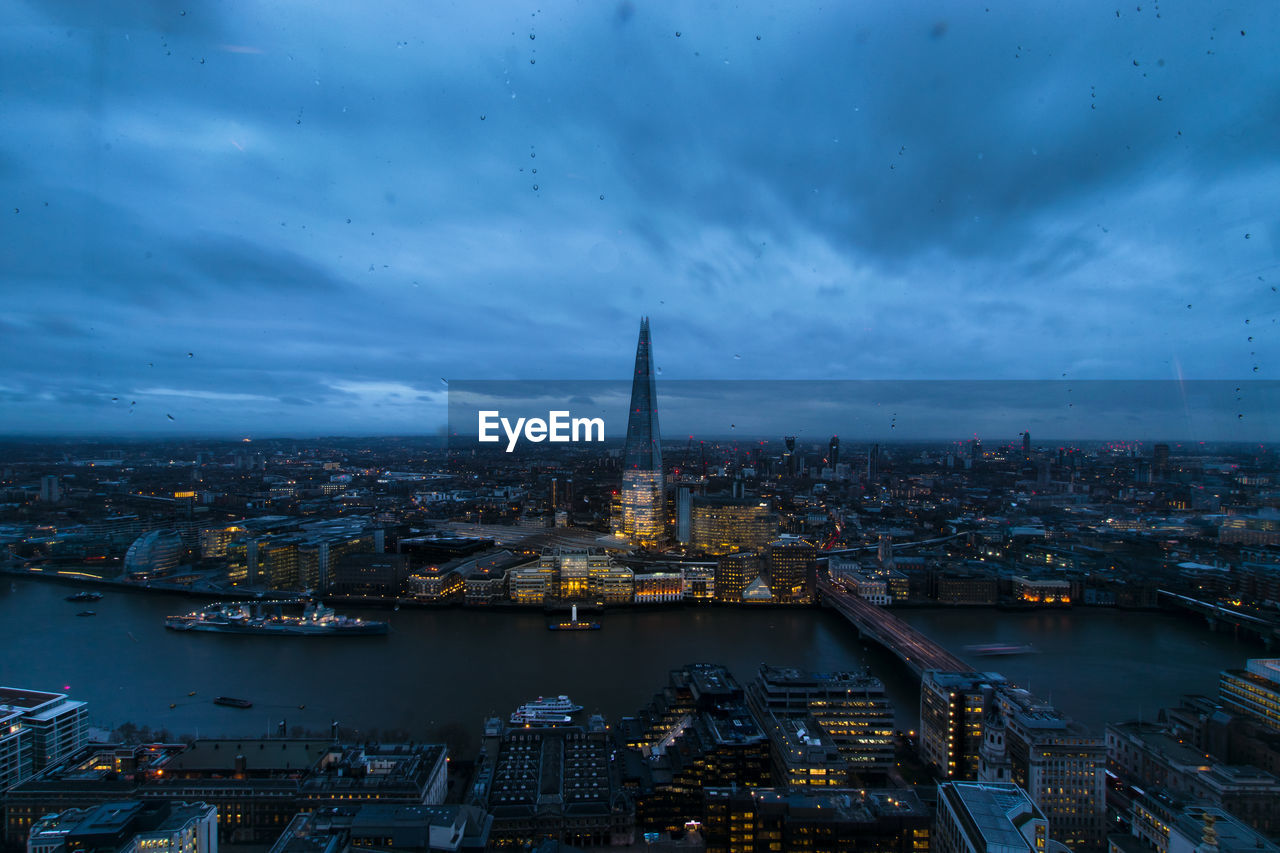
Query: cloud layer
xmin=1 ymin=1 xmax=1277 ymax=436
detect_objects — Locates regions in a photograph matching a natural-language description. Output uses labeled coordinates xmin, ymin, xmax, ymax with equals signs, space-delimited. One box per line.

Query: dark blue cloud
xmin=0 ymin=0 xmax=1277 ymax=436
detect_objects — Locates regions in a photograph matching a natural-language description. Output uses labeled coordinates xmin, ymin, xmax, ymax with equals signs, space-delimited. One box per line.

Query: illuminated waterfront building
xmin=681 ymin=564 xmax=716 ymax=600
xmin=765 ymin=538 xmax=817 ymax=603
xmin=617 ymin=318 xmax=665 ymax=548
xmin=508 ymin=562 xmax=555 ymax=605
xmin=632 ymin=569 xmax=683 ymax=603
xmin=122 ymin=530 xmax=183 ymax=579
xmin=0 ymin=688 xmax=88 ymax=792
xmin=589 ymin=562 xmax=634 ymax=604
xmin=540 ymin=546 xmax=612 ymax=601
xmin=1012 ymin=576 xmax=1072 ymax=605
xmin=1220 ymin=659 xmax=1280 ymax=734
xmin=198 ymin=525 xmax=243 ymax=559
xmin=689 ymin=495 xmax=778 ymax=556
xmin=714 ymin=552 xmax=758 ymax=603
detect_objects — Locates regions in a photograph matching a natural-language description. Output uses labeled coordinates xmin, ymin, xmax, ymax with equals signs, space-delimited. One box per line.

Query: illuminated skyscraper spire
xmin=619 ymin=317 xmax=664 ymax=547
xmin=624 ymin=317 xmax=662 ymax=473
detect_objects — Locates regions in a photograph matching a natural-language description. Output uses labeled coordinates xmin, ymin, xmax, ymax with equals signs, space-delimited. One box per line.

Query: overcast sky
xmin=2 ymin=1 xmax=1277 ymax=438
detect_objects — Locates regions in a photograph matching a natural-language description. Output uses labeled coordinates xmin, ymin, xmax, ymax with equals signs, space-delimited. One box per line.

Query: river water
xmin=0 ymin=579 xmax=1254 ymax=754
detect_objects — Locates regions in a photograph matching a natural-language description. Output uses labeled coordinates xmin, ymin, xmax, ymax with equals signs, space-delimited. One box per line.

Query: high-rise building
xmin=1153 ymin=442 xmax=1171 ymax=477
xmin=935 ymin=782 xmax=1047 ymax=853
xmin=618 ymin=318 xmax=664 ymax=548
xmin=1023 ymin=431 xmax=1031 ymax=456
xmin=828 ymin=435 xmax=840 ymax=468
xmin=920 ymin=672 xmax=1006 ymax=780
xmin=38 ymin=476 xmax=60 ymax=503
xmin=783 ymin=436 xmax=797 ymax=478
xmin=867 ymin=443 xmax=881 ymax=483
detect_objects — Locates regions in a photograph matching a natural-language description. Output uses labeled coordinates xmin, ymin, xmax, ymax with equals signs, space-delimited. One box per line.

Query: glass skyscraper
xmin=619 ymin=317 xmax=664 ymax=548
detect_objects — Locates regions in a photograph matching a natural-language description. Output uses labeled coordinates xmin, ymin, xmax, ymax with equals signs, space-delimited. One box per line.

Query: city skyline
xmin=2 ymin=1 xmax=1277 ymax=436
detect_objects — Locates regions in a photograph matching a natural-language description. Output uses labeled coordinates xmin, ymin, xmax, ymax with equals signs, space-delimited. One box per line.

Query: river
xmin=0 ymin=579 xmax=1255 ymax=755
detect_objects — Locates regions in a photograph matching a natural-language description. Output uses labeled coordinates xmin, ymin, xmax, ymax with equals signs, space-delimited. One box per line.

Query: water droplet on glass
xmin=675 ymin=31 xmax=681 ymax=37
xmin=529 ymin=58 xmax=535 ymax=64
xmin=480 ymin=115 xmax=486 ymax=120
xmin=733 ymin=354 xmax=741 ymax=359
xmin=599 ymin=194 xmax=605 ymax=200
xmin=531 ymin=152 xmax=536 ymax=158
xmin=533 ymin=184 xmax=539 ymax=190
xmin=1245 ymin=233 xmax=1251 ymax=239
xmin=167 ymin=414 xmax=175 ymax=420
xmin=529 ymin=33 xmax=536 ymax=40
xmin=532 ymin=168 xmax=537 ymax=173
xmin=656 ymin=367 xmax=662 ymax=374
xmin=187 ymin=352 xmax=193 ymax=358
xmin=756 ymin=35 xmax=761 ymax=40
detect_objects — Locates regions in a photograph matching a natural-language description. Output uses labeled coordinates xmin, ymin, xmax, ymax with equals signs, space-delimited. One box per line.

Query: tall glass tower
xmin=619 ymin=317 xmax=664 ymax=547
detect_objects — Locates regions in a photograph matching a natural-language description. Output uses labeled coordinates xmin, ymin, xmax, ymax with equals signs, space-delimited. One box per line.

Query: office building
xmin=27 ymin=801 xmax=217 ymax=853
xmin=920 ymin=672 xmax=1006 ymax=780
xmin=715 ymin=552 xmax=758 ymax=603
xmin=981 ymin=687 xmax=1106 ymax=850
xmin=122 ymin=530 xmax=183 ymax=579
xmin=689 ymin=495 xmax=778 ymax=556
xmin=268 ymin=804 xmax=491 ymax=853
xmin=1220 ymin=659 xmax=1280 ymax=733
xmin=469 ymin=717 xmax=632 ymax=849
xmin=4 ymin=740 xmax=447 ymax=848
xmin=748 ymin=665 xmax=896 ymax=778
xmin=0 ymin=688 xmax=88 ymax=782
xmin=935 ymin=782 xmax=1047 ymax=853
xmin=618 ymin=317 xmax=664 ymax=548
xmin=765 ymin=538 xmax=817 ymax=603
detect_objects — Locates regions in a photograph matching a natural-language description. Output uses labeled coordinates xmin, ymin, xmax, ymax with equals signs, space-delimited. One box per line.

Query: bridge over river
xmin=817 ymin=577 xmax=969 ymax=676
